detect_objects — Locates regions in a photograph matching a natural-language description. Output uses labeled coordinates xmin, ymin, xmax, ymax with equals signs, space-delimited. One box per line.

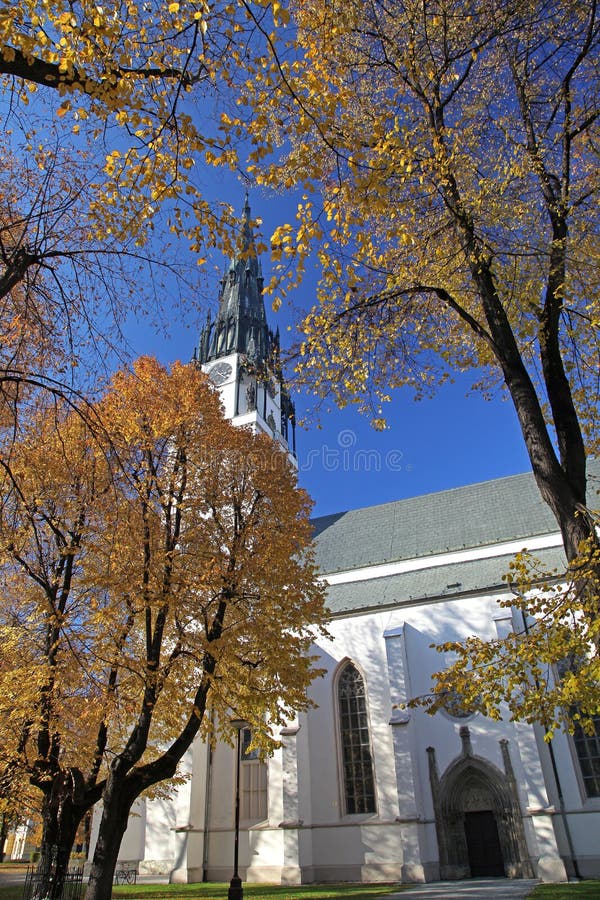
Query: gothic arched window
xmin=337 ymin=662 xmax=376 ymax=814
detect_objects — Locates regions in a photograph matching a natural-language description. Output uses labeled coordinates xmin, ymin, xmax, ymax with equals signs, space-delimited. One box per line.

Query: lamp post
xmin=228 ymin=719 xmax=247 ymax=900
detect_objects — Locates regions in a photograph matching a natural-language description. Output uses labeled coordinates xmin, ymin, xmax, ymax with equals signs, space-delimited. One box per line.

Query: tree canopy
xmin=225 ymin=0 xmax=600 ymax=730
xmin=0 ymin=358 xmax=327 ymax=896
xmin=237 ymin=0 xmax=599 ymax=556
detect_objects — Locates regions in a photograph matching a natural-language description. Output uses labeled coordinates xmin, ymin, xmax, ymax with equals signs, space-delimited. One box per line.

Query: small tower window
xmin=337 ymin=662 xmax=376 ymax=814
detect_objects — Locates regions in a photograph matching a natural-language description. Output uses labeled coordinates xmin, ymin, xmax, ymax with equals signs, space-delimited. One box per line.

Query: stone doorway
xmin=427 ymin=729 xmax=534 ymax=880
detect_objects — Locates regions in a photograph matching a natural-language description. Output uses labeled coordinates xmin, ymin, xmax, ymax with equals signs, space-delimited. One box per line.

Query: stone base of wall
xmin=308 ymin=863 xmax=404 ymax=883
xmin=138 ymin=859 xmax=174 ymax=876
xmin=534 ymin=855 xmax=568 ymax=883
xmin=574 ymin=855 xmax=600 ymax=879
xmin=246 ymin=866 xmax=303 ymax=885
xmin=205 ymin=862 xmax=404 ymax=885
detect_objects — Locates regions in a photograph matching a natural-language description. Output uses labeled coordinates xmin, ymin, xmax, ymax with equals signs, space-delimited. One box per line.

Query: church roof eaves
xmin=324 ymin=546 xmax=567 ymax=617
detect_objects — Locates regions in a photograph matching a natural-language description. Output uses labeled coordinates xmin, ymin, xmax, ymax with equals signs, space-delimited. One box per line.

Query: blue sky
xmin=124 ymin=181 xmax=532 ymax=519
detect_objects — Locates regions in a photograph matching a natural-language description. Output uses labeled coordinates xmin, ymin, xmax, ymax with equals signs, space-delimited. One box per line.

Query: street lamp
xmin=228 ymin=719 xmax=248 ymax=900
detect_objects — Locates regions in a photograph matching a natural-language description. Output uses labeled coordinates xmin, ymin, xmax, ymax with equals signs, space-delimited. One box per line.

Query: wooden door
xmin=464 ymin=810 xmax=505 ymax=877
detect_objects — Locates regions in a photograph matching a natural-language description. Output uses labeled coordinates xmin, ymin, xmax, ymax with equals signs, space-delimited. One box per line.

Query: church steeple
xmin=197 ymin=193 xmax=273 ymax=367
xmin=195 ymin=195 xmax=296 ymax=462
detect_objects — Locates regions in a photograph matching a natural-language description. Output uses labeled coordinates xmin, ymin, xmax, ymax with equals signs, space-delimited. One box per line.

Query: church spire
xmin=197 ymin=194 xmax=271 ymax=367
xmin=195 ymin=195 xmax=296 ymax=462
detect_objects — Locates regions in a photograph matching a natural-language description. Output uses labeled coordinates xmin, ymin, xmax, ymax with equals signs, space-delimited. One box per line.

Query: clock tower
xmin=194 ymin=195 xmax=296 ymax=464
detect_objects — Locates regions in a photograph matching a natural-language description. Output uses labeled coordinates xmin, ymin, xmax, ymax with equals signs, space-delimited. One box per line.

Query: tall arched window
xmin=572 ymin=715 xmax=600 ymax=797
xmin=337 ymin=662 xmax=376 ymax=814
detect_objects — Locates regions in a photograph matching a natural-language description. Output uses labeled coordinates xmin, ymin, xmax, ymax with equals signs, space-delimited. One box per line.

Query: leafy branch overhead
xmin=408 ymin=538 xmax=600 ymax=736
xmin=0 ymin=1 xmax=279 ymax=250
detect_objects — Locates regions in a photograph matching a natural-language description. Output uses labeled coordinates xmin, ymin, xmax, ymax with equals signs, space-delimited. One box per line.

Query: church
xmin=106 ymin=198 xmax=600 ymax=885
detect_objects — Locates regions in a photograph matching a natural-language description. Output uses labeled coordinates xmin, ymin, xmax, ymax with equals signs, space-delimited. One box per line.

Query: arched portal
xmin=427 ymin=732 xmax=533 ymax=880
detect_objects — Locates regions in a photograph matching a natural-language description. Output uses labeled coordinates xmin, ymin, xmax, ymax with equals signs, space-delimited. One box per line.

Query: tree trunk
xmin=0 ymin=814 xmax=7 ymax=863
xmin=37 ymin=797 xmax=79 ymax=900
xmin=35 ymin=770 xmax=100 ymax=900
xmin=495 ymin=360 xmax=591 ymax=562
xmin=85 ymin=662 xmax=216 ymax=900
xmin=464 ymin=259 xmax=593 ymax=563
xmin=85 ymin=773 xmax=138 ymax=900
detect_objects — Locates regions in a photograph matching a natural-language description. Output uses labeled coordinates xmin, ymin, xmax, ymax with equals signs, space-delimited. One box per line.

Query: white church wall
xmin=138 ymin=796 xmax=177 ymax=874
xmin=539 ymin=726 xmax=600 ymax=879
xmin=244 ymin=827 xmax=287 ymax=883
xmin=295 ymin=709 xmax=314 ymax=836
xmin=300 ymin=590 xmax=573 ymax=884
xmin=102 ymin=577 xmax=600 ymax=884
xmin=168 ymin=739 xmax=211 ymax=883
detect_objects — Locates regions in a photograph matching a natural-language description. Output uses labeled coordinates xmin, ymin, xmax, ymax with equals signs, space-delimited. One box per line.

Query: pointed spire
xmin=194 ymin=194 xmax=297 ymax=462
xmin=196 ymin=194 xmax=271 ymax=366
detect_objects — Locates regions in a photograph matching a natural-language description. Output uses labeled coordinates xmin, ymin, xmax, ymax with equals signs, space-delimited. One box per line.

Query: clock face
xmin=209 ymin=361 xmax=232 ymax=385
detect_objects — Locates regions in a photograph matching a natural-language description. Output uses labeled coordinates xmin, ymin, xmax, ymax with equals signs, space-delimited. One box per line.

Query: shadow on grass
xmin=0 ymin=888 xmax=23 ymax=900
xmin=529 ymin=883 xmax=600 ymax=899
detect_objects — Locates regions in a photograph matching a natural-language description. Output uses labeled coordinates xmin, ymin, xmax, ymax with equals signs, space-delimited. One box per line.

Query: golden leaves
xmin=1 ymin=356 xmax=328 ymax=780
xmin=408 ymin=540 xmax=600 ymax=735
xmin=236 ymin=0 xmax=600 ymax=442
xmin=0 ymin=0 xmax=274 ymax=261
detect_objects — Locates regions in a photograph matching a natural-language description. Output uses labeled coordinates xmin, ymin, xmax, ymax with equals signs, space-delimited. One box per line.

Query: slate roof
xmin=312 ymin=459 xmax=599 ymax=616
xmin=324 ymin=547 xmax=567 ymax=615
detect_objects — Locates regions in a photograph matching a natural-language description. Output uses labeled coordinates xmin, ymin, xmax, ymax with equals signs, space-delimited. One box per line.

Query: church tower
xmin=195 ymin=195 xmax=296 ymax=464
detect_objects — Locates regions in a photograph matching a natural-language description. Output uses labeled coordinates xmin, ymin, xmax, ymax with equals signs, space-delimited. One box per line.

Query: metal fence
xmin=22 ymin=866 xmax=84 ymax=900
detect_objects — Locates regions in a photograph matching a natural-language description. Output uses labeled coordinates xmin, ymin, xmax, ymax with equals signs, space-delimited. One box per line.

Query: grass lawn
xmin=528 ymin=883 xmax=600 ymax=899
xmin=0 ymin=887 xmax=22 ymax=900
xmin=112 ymin=884 xmax=401 ymax=900
xmin=0 ymin=880 xmax=402 ymax=900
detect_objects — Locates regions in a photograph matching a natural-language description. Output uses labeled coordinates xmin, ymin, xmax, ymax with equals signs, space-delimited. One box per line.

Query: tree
xmin=86 ymin=358 xmax=326 ymax=900
xmin=0 ymin=398 xmax=118 ymax=895
xmin=0 ymin=358 xmax=327 ymax=898
xmin=239 ymin=0 xmax=599 ymax=561
xmin=229 ymin=0 xmax=600 ymax=728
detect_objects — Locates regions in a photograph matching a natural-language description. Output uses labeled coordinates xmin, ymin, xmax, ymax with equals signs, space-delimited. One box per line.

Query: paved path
xmin=390 ymin=878 xmax=540 ymax=899
xmin=0 ymin=867 xmax=28 ymax=886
